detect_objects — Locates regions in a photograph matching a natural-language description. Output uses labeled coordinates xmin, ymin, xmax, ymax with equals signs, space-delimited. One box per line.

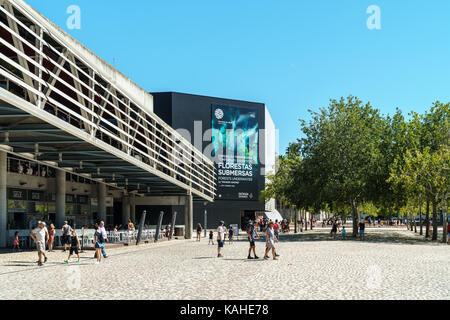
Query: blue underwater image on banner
xmin=211 ymin=104 xmax=259 ymax=200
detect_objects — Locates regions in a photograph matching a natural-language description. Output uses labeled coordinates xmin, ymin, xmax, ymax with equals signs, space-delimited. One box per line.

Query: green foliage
xmin=262 ymin=96 xmax=449 ymax=237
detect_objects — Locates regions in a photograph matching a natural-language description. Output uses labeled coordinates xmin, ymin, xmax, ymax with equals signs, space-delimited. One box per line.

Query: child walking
xmin=64 ymin=230 xmax=81 ymax=263
xmin=208 ymin=230 xmax=214 ymax=245
xmin=341 ymin=226 xmax=346 ymax=240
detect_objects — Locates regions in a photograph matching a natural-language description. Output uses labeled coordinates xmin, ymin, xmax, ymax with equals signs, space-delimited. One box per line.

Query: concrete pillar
xmin=0 ymin=151 xmax=7 ymax=248
xmin=184 ymin=192 xmax=193 ymax=239
xmin=55 ymin=169 xmax=66 ymax=228
xmin=98 ymin=183 xmax=107 ymax=223
xmin=122 ymin=195 xmax=130 ymax=225
xmin=130 ymin=194 xmax=136 ymax=224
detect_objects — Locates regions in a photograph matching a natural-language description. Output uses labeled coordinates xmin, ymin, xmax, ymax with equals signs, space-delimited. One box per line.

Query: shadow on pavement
xmin=276 ymin=231 xmax=444 ymax=246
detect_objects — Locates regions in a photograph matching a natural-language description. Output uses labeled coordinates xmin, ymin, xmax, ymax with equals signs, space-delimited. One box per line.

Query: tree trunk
xmin=443 ymin=197 xmax=447 ymax=244
xmin=419 ymin=204 xmax=423 ymax=235
xmin=413 ymin=213 xmax=417 ymax=233
xmin=294 ymin=209 xmax=298 ymax=234
xmin=432 ymin=200 xmax=438 ymax=241
xmin=351 ymin=202 xmax=359 ymax=238
xmin=425 ymin=200 xmax=430 ymax=238
xmin=406 ymin=215 xmax=409 ymax=231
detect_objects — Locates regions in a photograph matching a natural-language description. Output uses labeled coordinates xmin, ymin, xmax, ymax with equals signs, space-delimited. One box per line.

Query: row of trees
xmin=262 ymin=96 xmax=449 ymax=242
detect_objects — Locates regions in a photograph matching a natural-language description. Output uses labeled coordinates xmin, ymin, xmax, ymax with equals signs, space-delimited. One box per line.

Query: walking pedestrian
xmin=217 ymin=221 xmax=226 ymax=258
xmin=61 ymin=221 xmax=72 ymax=252
xmin=247 ymin=221 xmax=260 ymax=259
xmin=30 ymin=222 xmax=49 ymax=266
xmin=13 ymin=231 xmax=20 ymax=251
xmin=264 ymin=221 xmax=278 ymax=260
xmin=208 ymin=230 xmax=214 ymax=245
xmin=196 ymin=223 xmax=202 ymax=241
xmin=127 ymin=219 xmax=135 ymax=231
xmin=94 ymin=224 xmax=104 ymax=265
xmin=228 ymin=226 xmax=234 ymax=244
xmin=64 ymin=230 xmax=81 ymax=264
xmin=330 ymin=221 xmax=338 ymax=239
xmin=359 ymin=220 xmax=365 ymax=240
xmin=48 ymin=224 xmax=55 ymax=252
xmin=274 ymin=220 xmax=279 ymax=239
xmin=447 ymin=221 xmax=449 ymax=245
xmin=341 ymin=226 xmax=346 ymax=240
xmin=94 ymin=221 xmax=108 ymax=259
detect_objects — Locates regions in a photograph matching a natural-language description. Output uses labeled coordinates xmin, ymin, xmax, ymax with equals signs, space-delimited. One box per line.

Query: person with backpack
xmin=94 ymin=224 xmax=104 ymax=265
xmin=247 ymin=220 xmax=260 ymax=259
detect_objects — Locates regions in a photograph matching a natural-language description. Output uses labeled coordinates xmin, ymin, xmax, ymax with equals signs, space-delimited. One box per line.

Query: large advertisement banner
xmin=211 ymin=104 xmax=259 ymax=200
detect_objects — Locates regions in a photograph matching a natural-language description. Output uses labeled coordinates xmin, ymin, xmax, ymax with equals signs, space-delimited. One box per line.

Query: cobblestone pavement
xmin=0 ymin=228 xmax=448 ymax=300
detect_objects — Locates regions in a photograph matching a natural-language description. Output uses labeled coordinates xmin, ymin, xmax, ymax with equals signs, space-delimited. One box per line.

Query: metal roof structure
xmin=0 ymin=0 xmax=215 ymax=201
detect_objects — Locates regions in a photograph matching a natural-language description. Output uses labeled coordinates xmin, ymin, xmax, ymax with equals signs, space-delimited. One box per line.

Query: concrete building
xmin=0 ymin=0 xmax=215 ymax=246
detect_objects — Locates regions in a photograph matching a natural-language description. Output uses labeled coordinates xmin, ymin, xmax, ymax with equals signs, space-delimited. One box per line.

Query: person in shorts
xmin=247 ymin=221 xmax=260 ymax=259
xmin=264 ymin=221 xmax=278 ymax=260
xmin=217 ymin=221 xmax=226 ymax=258
xmin=94 ymin=224 xmax=105 ymax=264
xmin=30 ymin=222 xmax=49 ymax=266
xmin=228 ymin=226 xmax=234 ymax=244
xmin=61 ymin=221 xmax=72 ymax=252
xmin=359 ymin=220 xmax=365 ymax=240
xmin=330 ymin=221 xmax=338 ymax=239
xmin=196 ymin=223 xmax=202 ymax=241
xmin=65 ymin=230 xmax=81 ymax=263
xmin=274 ymin=220 xmax=279 ymax=239
xmin=208 ymin=230 xmax=214 ymax=245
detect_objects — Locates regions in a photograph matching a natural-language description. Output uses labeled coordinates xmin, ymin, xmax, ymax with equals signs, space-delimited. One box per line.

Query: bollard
xmin=136 ymin=210 xmax=147 ymax=245
xmin=169 ymin=211 xmax=177 ymax=240
xmin=154 ymin=211 xmax=164 ymax=242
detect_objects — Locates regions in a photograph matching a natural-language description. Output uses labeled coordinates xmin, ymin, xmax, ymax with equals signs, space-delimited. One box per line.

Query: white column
xmin=98 ymin=183 xmax=106 ymax=223
xmin=0 ymin=151 xmax=7 ymax=247
xmin=55 ymin=169 xmax=66 ymax=228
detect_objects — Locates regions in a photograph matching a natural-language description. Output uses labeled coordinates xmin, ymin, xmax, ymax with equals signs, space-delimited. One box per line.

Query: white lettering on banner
xmin=217 ymin=162 xmax=254 ymax=177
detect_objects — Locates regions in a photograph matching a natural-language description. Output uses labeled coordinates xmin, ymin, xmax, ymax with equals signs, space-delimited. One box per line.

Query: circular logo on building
xmin=215 ymin=108 xmax=224 ymax=120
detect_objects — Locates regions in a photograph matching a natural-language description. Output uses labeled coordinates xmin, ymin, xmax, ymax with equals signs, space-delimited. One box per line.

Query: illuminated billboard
xmin=211 ymin=104 xmax=259 ymax=200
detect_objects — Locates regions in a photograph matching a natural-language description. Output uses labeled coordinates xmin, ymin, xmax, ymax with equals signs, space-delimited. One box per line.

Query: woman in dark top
xmin=196 ymin=223 xmax=202 ymax=242
xmin=94 ymin=225 xmax=104 ymax=264
xmin=330 ymin=222 xmax=338 ymax=239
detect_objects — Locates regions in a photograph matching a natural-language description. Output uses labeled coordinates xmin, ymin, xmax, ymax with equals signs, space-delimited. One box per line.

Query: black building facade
xmin=151 ymin=92 xmax=275 ymax=229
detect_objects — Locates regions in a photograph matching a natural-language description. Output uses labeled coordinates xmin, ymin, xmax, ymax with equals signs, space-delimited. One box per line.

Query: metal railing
xmin=0 ymin=0 xmax=215 ymax=200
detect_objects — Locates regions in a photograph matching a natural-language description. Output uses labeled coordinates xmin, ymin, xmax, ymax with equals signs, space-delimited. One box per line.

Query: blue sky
xmin=28 ymin=0 xmax=450 ymax=154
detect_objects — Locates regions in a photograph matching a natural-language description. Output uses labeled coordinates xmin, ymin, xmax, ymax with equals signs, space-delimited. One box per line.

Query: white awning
xmin=264 ymin=209 xmax=284 ymax=222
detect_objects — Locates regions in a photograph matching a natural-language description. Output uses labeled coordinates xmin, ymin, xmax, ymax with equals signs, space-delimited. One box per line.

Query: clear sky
xmin=27 ymin=0 xmax=450 ymax=154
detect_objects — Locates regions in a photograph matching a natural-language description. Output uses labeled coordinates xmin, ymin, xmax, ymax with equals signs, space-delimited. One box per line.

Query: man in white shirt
xmin=30 ymin=222 xmax=49 ymax=266
xmin=217 ymin=221 xmax=226 ymax=258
